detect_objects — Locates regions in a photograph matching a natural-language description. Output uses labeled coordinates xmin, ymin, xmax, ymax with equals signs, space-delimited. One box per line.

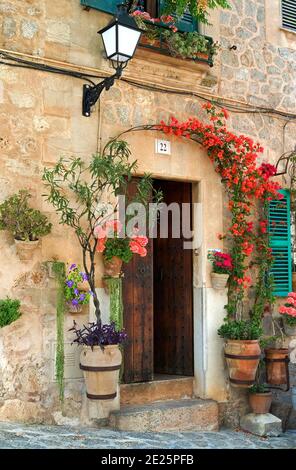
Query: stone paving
xmin=0 ymin=423 xmax=295 ymax=449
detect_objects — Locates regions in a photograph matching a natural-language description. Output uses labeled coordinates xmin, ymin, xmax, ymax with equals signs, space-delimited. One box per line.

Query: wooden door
xmin=122 ymin=179 xmax=154 ymax=383
xmin=153 ymin=180 xmax=193 ymax=376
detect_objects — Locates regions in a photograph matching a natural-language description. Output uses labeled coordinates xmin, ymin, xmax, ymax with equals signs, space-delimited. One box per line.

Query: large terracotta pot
xmin=224 ymin=340 xmax=261 ymax=388
xmin=211 ymin=272 xmax=229 ymax=289
xmin=249 ymin=392 xmax=272 ymax=414
xmin=265 ymin=348 xmax=289 ymax=385
xmin=14 ymin=239 xmax=39 ymax=261
xmin=103 ymin=256 xmax=123 ymax=277
xmin=80 ymin=345 xmax=122 ymax=400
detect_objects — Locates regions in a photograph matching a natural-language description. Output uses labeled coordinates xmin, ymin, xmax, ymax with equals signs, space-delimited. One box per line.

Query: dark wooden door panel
xmin=153 ymin=180 xmax=193 ymax=376
xmin=122 ymin=179 xmax=154 ymax=383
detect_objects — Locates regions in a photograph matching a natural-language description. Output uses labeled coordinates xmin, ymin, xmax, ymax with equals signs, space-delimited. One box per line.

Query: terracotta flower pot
xmin=224 ymin=340 xmax=261 ymax=388
xmin=103 ymin=256 xmax=123 ymax=278
xmin=80 ymin=345 xmax=122 ymax=400
xmin=211 ymin=272 xmax=229 ymax=289
xmin=14 ymin=239 xmax=39 ymax=261
xmin=249 ymin=392 xmax=272 ymax=414
xmin=283 ymin=318 xmax=296 ymax=336
xmin=265 ymin=348 xmax=289 ymax=385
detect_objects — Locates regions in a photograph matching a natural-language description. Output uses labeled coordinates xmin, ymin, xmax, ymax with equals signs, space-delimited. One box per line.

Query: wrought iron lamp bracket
xmin=82 ymin=65 xmax=124 ymax=117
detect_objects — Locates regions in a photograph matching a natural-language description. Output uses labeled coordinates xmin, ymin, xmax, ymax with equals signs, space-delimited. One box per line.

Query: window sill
xmin=279 ymin=26 xmax=296 ymax=36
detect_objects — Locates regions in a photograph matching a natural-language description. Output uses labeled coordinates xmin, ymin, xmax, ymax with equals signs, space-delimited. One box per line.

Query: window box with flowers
xmin=131 ymin=9 xmax=218 ymax=66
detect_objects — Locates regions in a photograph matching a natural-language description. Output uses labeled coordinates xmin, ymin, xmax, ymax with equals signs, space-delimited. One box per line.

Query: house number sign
xmin=155 ymin=139 xmax=171 ymax=155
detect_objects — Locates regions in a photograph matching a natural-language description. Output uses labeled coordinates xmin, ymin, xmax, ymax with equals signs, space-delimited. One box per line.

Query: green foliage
xmin=163 ymin=29 xmax=219 ymax=58
xmin=42 ymin=140 xmax=159 ymax=321
xmin=161 ymin=0 xmax=231 ymax=24
xmin=0 ymin=190 xmax=52 ymax=241
xmin=282 ymin=313 xmax=296 ymax=327
xmin=104 ymin=237 xmax=133 ymax=263
xmin=106 ymin=277 xmax=124 ymax=331
xmin=52 ymin=261 xmax=66 ymax=403
xmin=249 ymin=383 xmax=270 ymax=394
xmin=0 ymin=298 xmax=21 ymax=328
xmin=217 ymin=320 xmax=263 ymax=340
xmin=64 ymin=265 xmax=90 ymax=306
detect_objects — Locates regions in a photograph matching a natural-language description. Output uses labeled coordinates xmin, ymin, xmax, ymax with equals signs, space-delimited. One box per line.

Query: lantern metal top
xmin=98 ymin=3 xmax=142 ymax=37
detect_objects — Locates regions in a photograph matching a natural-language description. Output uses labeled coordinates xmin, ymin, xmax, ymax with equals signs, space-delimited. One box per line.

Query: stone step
xmin=120 ymin=377 xmax=194 ymax=406
xmin=109 ymin=399 xmax=219 ymax=432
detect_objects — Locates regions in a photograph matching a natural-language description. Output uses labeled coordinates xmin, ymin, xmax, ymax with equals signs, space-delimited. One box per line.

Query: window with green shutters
xmin=268 ymin=189 xmax=292 ymax=297
xmin=80 ymin=0 xmax=117 ymax=14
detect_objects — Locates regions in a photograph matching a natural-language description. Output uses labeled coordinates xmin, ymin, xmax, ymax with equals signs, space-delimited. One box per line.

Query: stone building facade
xmin=0 ymin=0 xmax=295 ymax=427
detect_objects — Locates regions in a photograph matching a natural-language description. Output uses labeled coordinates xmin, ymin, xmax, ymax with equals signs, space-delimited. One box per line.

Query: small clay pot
xmin=103 ymin=256 xmax=123 ymax=278
xmin=249 ymin=392 xmax=272 ymax=414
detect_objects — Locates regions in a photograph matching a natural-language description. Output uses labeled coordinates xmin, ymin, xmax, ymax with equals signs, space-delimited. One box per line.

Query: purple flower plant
xmin=65 ymin=264 xmax=91 ymax=307
xmin=70 ymin=321 xmax=128 ymax=347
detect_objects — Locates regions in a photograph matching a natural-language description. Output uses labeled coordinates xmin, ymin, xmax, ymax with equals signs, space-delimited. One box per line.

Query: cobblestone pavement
xmin=0 ymin=423 xmax=295 ymax=449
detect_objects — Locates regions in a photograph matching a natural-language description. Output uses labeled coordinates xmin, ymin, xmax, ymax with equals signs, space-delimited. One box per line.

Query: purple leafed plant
xmin=70 ymin=321 xmax=127 ymax=347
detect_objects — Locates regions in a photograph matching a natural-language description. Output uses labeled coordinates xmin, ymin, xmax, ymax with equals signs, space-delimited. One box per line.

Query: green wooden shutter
xmin=80 ymin=0 xmax=117 ymax=14
xmin=268 ymin=189 xmax=292 ymax=297
xmin=158 ymin=0 xmax=198 ymax=32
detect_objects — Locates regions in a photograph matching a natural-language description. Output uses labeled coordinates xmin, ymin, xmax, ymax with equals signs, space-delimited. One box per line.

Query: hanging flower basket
xmin=67 ymin=302 xmax=83 ymax=314
xmin=211 ymin=272 xmax=229 ymax=289
xmin=264 ymin=348 xmax=289 ymax=386
xmin=103 ymin=256 xmax=123 ymax=278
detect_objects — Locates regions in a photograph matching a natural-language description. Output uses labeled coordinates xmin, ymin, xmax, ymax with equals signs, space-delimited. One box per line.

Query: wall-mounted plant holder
xmin=15 ymin=239 xmax=40 ymax=261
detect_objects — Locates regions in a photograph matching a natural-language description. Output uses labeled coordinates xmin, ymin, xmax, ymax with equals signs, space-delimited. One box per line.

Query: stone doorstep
xmin=109 ymin=399 xmax=219 ymax=432
xmin=120 ymin=377 xmax=194 ymax=406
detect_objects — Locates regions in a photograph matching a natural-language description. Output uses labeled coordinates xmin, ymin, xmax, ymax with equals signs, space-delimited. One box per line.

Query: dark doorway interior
xmin=122 ymin=179 xmax=194 ymax=383
xmin=153 ymin=180 xmax=193 ymax=376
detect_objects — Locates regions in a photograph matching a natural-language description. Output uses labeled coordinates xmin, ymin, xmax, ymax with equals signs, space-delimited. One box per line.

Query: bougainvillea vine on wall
xmin=156 ymin=105 xmax=282 ymax=321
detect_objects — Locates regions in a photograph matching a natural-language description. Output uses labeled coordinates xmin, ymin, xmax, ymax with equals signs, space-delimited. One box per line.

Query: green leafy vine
xmin=52 ymin=261 xmax=66 ymax=403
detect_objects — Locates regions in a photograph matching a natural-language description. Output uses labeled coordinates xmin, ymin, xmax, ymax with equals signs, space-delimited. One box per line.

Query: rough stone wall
xmin=0 ymin=0 xmax=295 ymax=426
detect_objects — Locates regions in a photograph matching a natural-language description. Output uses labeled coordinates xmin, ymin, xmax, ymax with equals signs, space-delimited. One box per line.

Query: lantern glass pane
xmin=118 ymin=25 xmax=141 ymax=58
xmin=101 ymin=24 xmax=117 ymax=59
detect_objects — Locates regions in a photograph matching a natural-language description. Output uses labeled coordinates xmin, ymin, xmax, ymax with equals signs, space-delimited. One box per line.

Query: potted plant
xmin=208 ymin=250 xmax=233 ymax=288
xmin=70 ymin=321 xmax=127 ymax=400
xmin=279 ymin=292 xmax=296 ymax=336
xmin=0 ymin=190 xmax=52 ymax=260
xmin=249 ymin=383 xmax=272 ymax=414
xmin=65 ymin=264 xmax=91 ymax=313
xmin=218 ymin=320 xmax=262 ymax=388
xmin=131 ymin=9 xmax=177 ymax=48
xmin=95 ymin=220 xmax=148 ymax=278
xmin=162 ymin=29 xmax=219 ymax=61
